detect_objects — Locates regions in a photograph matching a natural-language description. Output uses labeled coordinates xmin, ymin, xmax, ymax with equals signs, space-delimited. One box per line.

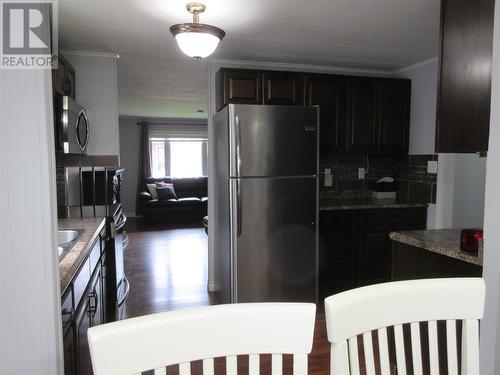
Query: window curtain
xmin=136 ymin=122 xmax=151 ymax=215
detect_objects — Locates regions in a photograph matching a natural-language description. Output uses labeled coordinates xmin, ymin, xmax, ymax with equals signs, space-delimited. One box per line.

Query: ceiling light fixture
xmin=170 ymin=3 xmax=225 ymax=60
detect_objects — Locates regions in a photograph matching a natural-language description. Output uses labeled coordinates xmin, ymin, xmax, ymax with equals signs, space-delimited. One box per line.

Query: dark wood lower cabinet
xmin=63 ymin=225 xmax=115 ymax=375
xmin=75 ymin=292 xmax=92 ymax=375
xmin=358 ymin=228 xmax=392 ymax=285
xmin=391 ymin=241 xmax=482 ymax=280
xmin=63 ymin=327 xmax=76 ymax=375
xmin=319 ymin=207 xmax=426 ymax=301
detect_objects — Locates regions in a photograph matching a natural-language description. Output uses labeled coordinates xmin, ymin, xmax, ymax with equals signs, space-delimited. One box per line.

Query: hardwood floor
xmin=122 ymin=218 xmax=331 ymax=375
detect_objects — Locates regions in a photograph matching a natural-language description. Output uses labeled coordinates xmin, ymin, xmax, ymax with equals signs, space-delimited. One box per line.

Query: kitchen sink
xmin=57 ymin=229 xmax=80 ymax=246
xmin=57 ymin=229 xmax=84 ymax=260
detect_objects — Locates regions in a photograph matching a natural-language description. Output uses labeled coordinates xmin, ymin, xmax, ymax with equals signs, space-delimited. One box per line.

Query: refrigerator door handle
xmin=236 ymin=178 xmax=242 ymax=237
xmin=235 ymin=115 xmax=242 ymax=177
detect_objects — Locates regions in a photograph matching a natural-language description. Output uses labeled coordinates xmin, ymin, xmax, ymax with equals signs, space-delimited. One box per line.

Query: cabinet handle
xmin=88 ymin=288 xmax=99 ymax=318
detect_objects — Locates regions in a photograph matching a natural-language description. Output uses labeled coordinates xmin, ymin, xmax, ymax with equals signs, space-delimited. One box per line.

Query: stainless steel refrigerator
xmin=213 ymin=104 xmax=319 ymax=304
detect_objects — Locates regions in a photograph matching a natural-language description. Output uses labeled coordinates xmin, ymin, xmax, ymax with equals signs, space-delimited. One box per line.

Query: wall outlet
xmin=358 ymin=167 xmax=365 ymax=179
xmin=324 ymin=174 xmax=333 ymax=187
xmin=324 ymin=168 xmax=331 ymax=175
xmin=427 ymin=160 xmax=438 ymax=174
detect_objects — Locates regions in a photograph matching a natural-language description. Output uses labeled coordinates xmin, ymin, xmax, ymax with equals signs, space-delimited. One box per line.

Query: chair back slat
xmin=179 ymin=362 xmax=191 ymax=375
xmin=325 ymin=279 xmax=485 ymax=375
xmin=410 ymin=322 xmax=423 ymax=374
xmin=377 ymin=327 xmax=391 ymax=375
xmin=347 ymin=337 xmax=360 ymax=375
xmin=226 ymin=355 xmax=237 ymax=375
xmin=394 ymin=324 xmax=407 ymax=375
xmin=154 ymin=367 xmax=167 ymax=375
xmin=292 ymin=354 xmax=307 ymax=375
xmin=330 ymin=342 xmax=350 ymax=375
xmin=461 ymin=319 xmax=480 ymax=375
xmin=427 ymin=320 xmax=439 ymax=375
xmin=271 ymin=354 xmax=283 ymax=375
xmin=202 ymin=358 xmax=214 ymax=375
xmin=88 ymin=303 xmax=315 ymax=375
xmin=446 ymin=320 xmax=459 ymax=375
xmin=248 ymin=354 xmax=259 ymax=375
xmin=362 ymin=332 xmax=376 ymax=375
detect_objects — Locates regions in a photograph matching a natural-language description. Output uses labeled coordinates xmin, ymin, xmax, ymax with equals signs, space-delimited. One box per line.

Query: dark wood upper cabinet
xmin=435 ymin=0 xmax=494 ymax=152
xmin=346 ymin=78 xmax=379 ymax=152
xmin=52 ymin=54 xmax=76 ymax=99
xmin=262 ymin=71 xmax=301 ymax=105
xmin=304 ymin=74 xmax=346 ymax=154
xmin=215 ymin=69 xmax=411 ymax=154
xmin=216 ymin=69 xmax=262 ymax=110
xmin=378 ymin=79 xmax=411 ymax=153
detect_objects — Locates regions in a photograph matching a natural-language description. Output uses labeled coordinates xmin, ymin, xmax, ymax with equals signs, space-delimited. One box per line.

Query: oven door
xmin=114 ymin=212 xmax=129 ymax=319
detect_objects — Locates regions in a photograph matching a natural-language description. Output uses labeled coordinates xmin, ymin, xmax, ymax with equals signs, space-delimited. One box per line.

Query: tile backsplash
xmin=319 ymin=154 xmax=438 ymax=203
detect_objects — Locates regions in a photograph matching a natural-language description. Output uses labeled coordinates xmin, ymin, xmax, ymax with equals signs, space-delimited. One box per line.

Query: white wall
xmin=395 ymin=58 xmax=438 ymax=155
xmin=396 ymin=59 xmax=487 ymax=229
xmin=451 ymin=154 xmax=487 ymax=227
xmin=0 ymin=70 xmax=62 ymax=373
xmin=65 ymin=52 xmax=120 ymax=157
xmin=480 ymin=0 xmax=500 ymax=370
xmin=119 ymin=116 xmax=208 ymax=216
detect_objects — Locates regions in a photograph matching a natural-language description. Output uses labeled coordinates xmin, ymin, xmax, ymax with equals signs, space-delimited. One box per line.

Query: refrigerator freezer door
xmin=228 ymin=105 xmax=319 ymax=178
xmin=230 ymin=176 xmax=318 ymax=303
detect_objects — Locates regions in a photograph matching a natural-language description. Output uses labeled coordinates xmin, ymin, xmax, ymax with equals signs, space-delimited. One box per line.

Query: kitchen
xmin=1 ymin=0 xmax=500 ymax=374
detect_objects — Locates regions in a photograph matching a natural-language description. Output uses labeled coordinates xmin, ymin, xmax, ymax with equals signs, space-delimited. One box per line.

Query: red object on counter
xmin=460 ymin=229 xmax=483 ymax=254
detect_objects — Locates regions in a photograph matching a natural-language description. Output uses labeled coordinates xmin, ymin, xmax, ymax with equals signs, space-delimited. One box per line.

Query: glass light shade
xmin=175 ymin=32 xmax=220 ymax=59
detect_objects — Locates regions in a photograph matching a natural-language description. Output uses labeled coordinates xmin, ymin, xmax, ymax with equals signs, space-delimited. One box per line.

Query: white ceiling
xmin=58 ymin=0 xmax=440 ymax=119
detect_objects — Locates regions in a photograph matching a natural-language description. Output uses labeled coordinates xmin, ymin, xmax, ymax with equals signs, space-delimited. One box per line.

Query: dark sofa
xmin=138 ymin=177 xmax=207 ymax=223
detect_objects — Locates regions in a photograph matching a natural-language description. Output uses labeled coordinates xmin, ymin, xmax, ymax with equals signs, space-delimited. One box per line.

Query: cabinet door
xmin=89 ymin=268 xmax=104 ymax=327
xmin=358 ymin=228 xmax=392 ymax=286
xmin=63 ymin=327 xmax=76 ymax=375
xmin=75 ymin=295 xmax=92 ymax=375
xmin=378 ymin=79 xmax=410 ymax=152
xmin=346 ymin=78 xmax=378 ymax=152
xmin=65 ymin=67 xmax=76 ymax=99
xmin=262 ymin=72 xmax=301 ymax=105
xmin=218 ymin=69 xmax=262 ymax=109
xmin=319 ymin=211 xmax=358 ymax=299
xmin=436 ymin=0 xmax=493 ymax=152
xmin=304 ymin=75 xmax=346 ymax=154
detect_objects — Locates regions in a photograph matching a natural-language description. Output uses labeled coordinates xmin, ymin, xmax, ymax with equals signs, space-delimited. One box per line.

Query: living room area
xmin=118 ymin=115 xmax=213 ymax=317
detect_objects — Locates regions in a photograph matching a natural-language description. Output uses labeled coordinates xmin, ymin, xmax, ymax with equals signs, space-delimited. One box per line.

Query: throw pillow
xmin=146 ymin=183 xmax=159 ymax=200
xmin=156 ymin=182 xmax=177 ymax=200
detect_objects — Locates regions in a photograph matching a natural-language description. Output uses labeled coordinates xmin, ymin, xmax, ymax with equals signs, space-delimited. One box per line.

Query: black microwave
xmin=54 ymin=94 xmax=90 ymax=154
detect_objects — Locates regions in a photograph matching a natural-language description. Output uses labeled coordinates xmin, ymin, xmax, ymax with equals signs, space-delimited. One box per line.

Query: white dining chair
xmin=87 ymin=302 xmax=316 ymax=375
xmin=324 ymin=278 xmax=485 ymax=375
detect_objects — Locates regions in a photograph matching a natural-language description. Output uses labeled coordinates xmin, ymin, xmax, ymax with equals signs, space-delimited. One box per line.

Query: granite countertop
xmin=320 ymin=198 xmax=428 ymax=211
xmin=389 ymin=228 xmax=483 ymax=266
xmin=59 ymin=217 xmax=106 ymax=295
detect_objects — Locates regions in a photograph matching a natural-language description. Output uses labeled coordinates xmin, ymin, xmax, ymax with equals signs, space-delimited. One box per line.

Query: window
xmin=170 ymin=140 xmax=203 ymax=178
xmin=150 ymin=137 xmax=207 ymax=178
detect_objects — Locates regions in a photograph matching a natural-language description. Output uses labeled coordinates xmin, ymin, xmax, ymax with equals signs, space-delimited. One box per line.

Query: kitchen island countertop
xmin=59 ymin=217 xmax=106 ymax=295
xmin=389 ymin=228 xmax=483 ymax=266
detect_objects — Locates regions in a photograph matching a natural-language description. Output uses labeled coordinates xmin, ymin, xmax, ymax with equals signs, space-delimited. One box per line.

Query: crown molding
xmin=60 ymin=50 xmax=119 ymax=59
xmin=393 ymin=57 xmax=438 ymax=75
xmin=208 ymin=58 xmax=394 ymax=77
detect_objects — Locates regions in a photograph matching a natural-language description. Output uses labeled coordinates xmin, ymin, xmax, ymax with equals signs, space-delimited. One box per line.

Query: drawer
xmin=358 ymin=208 xmax=426 ymax=228
xmin=61 ymin=286 xmax=74 ymax=333
xmin=73 ymin=258 xmax=90 ymax=309
xmin=89 ymin=237 xmax=101 ymax=273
